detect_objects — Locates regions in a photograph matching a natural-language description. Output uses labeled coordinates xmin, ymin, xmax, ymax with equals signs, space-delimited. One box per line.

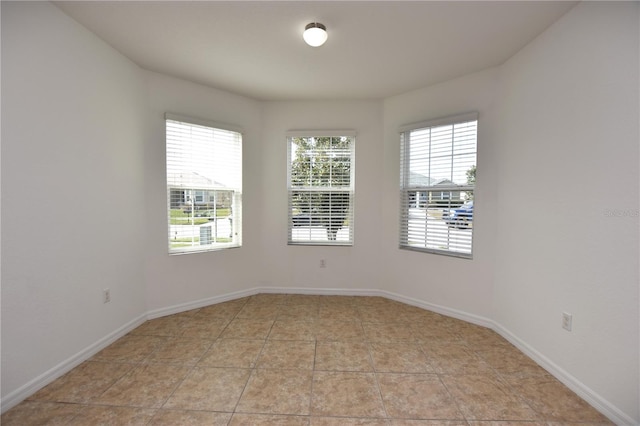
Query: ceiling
xmin=54 ymin=1 xmax=577 ymax=101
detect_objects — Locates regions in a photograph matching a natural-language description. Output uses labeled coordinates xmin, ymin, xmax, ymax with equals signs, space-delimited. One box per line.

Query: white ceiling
xmin=54 ymin=1 xmax=577 ymax=101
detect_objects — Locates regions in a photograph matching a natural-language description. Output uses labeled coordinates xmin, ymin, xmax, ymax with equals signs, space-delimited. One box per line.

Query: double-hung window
xmin=399 ymin=113 xmax=477 ymax=258
xmin=166 ymin=114 xmax=242 ymax=254
xmin=288 ymin=132 xmax=355 ymax=245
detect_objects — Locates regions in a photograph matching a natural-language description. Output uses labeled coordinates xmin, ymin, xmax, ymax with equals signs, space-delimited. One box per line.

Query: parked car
xmin=444 ymin=200 xmax=473 ymax=229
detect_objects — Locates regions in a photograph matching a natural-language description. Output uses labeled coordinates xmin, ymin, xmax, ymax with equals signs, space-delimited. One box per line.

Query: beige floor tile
xmin=355 ymin=296 xmax=398 ymax=308
xmin=416 ymin=323 xmax=461 ymax=343
xmin=269 ymin=319 xmax=316 ymax=340
xmin=179 ymin=318 xmax=229 ymax=339
xmin=369 ymin=343 xmax=433 ymax=373
xmin=319 ymin=295 xmax=359 ymax=305
xmin=362 ymin=323 xmax=421 ymax=343
xmin=95 ymin=364 xmax=190 ymax=408
xmin=192 ymin=299 xmax=246 ymax=319
xmin=150 ymin=409 xmax=232 ymax=425
xmin=222 ymin=318 xmax=275 ymax=339
xmin=131 ymin=315 xmax=187 ymax=337
xmin=249 ymin=293 xmax=291 ymax=305
xmin=237 ymin=303 xmax=282 ymax=319
xmin=277 ymin=303 xmax=319 ymax=320
xmin=163 ymin=366 xmax=251 ymax=411
xmin=315 ymin=341 xmax=373 ymax=372
xmin=311 ymin=418 xmax=389 ymax=425
xmin=286 ymin=294 xmax=322 ymax=305
xmin=466 ymin=422 xmax=547 ymax=426
xmin=146 ymin=337 xmax=213 ymax=365
xmin=358 ymin=306 xmax=401 ymax=323
xmin=256 ymin=340 xmax=316 ymax=370
xmin=230 ymin=413 xmax=310 ymax=425
xmin=237 ymin=369 xmax=313 ymax=415
xmin=474 ymin=345 xmax=549 ymax=378
xmin=8 ymin=294 xmax=611 ymax=425
xmin=0 ymin=401 xmax=83 ymax=425
xmin=67 ymin=405 xmax=157 ymax=425
xmin=315 ymin=319 xmax=365 ymax=341
xmin=389 ymin=421 xmax=468 ymax=425
xmin=311 ymin=371 xmax=385 ymax=418
xmin=28 ymin=361 xmax=133 ymax=403
xmin=198 ymin=338 xmax=265 ymax=368
xmin=91 ymin=334 xmax=166 ymax=363
xmin=441 ymin=373 xmax=540 ymax=421
xmin=455 ymin=325 xmax=510 ymax=350
xmin=377 ymin=373 xmax=463 ymax=420
xmin=319 ymin=304 xmax=360 ymax=321
xmin=504 ymin=375 xmax=614 ymax=423
xmin=422 ymin=342 xmax=494 ymax=375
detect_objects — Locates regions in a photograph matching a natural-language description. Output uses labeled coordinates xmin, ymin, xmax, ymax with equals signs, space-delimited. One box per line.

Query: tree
xmin=290 ymin=136 xmax=352 ymax=240
xmin=466 ymin=165 xmax=476 ymax=185
xmin=465 ymin=165 xmax=476 ymax=200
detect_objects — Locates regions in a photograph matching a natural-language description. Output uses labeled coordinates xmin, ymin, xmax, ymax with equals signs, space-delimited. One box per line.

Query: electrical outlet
xmin=320 ymin=259 xmax=326 ymax=268
xmin=103 ymin=288 xmax=111 ymax=304
xmin=562 ymin=312 xmax=572 ymax=331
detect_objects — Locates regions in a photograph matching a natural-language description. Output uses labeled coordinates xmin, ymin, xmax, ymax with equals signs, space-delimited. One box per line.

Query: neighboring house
xmin=407 ymin=173 xmax=464 ymax=208
xmin=168 ymin=172 xmax=233 ymax=211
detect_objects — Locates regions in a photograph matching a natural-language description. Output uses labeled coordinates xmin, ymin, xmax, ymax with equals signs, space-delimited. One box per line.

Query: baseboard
xmin=146 ymin=287 xmax=260 ymax=319
xmin=2 ymin=287 xmax=633 ymax=424
xmin=492 ymin=322 xmax=635 ymax=426
xmin=1 ymin=313 xmax=147 ymax=414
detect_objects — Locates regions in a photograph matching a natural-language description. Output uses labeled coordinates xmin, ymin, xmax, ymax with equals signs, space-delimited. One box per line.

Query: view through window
xmin=166 ymin=115 xmax=242 ymax=254
xmin=288 ymin=133 xmax=355 ymax=245
xmin=399 ymin=113 xmax=477 ymax=258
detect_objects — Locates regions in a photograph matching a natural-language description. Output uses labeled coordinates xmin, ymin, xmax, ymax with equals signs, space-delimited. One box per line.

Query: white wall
xmin=382 ymin=68 xmax=500 ymax=320
xmin=382 ymin=2 xmax=639 ymax=422
xmin=1 ymin=1 xmax=147 ymax=403
xmin=491 ymin=2 xmax=639 ymax=422
xmin=143 ymin=72 xmax=263 ymax=312
xmin=259 ymin=101 xmax=384 ymax=292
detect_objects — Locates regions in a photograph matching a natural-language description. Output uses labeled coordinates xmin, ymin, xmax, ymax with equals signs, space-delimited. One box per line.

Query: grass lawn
xmin=169 ymin=208 xmax=231 ymax=225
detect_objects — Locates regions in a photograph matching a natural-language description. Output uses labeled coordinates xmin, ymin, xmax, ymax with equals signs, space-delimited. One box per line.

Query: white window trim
xmin=399 ymin=112 xmax=477 ymax=259
xmin=287 ymin=131 xmax=356 ymax=246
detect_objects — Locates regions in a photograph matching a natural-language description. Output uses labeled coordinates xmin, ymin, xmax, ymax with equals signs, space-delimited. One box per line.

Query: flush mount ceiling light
xmin=303 ymin=22 xmax=328 ymax=47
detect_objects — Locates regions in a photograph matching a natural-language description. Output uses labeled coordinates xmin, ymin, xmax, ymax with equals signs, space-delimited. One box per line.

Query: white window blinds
xmin=288 ymin=133 xmax=355 ymax=245
xmin=166 ymin=114 xmax=242 ymax=254
xmin=399 ymin=113 xmax=477 ymax=258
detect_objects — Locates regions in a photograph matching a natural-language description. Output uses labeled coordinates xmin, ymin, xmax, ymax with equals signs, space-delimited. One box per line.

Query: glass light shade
xmin=303 ymin=23 xmax=327 ymax=47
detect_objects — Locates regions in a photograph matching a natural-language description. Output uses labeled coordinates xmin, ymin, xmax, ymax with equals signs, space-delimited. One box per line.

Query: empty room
xmin=1 ymin=1 xmax=638 ymax=425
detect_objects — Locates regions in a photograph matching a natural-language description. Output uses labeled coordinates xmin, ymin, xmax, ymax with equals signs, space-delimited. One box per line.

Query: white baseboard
xmin=146 ymin=287 xmax=260 ymax=319
xmin=492 ymin=322 xmax=635 ymax=426
xmin=2 ymin=286 xmax=633 ymax=425
xmin=0 ymin=313 xmax=147 ymax=414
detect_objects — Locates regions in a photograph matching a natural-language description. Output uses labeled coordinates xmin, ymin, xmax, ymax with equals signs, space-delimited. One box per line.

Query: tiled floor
xmin=3 ymin=294 xmax=613 ymax=425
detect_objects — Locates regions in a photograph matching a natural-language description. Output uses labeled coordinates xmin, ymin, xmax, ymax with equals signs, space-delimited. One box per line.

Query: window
xmin=288 ymin=132 xmax=355 ymax=245
xmin=166 ymin=114 xmax=242 ymax=254
xmin=399 ymin=113 xmax=477 ymax=258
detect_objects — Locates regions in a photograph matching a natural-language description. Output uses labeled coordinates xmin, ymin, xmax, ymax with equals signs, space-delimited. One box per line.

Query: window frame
xmin=165 ymin=113 xmax=242 ymax=255
xmin=287 ymin=131 xmax=356 ymax=246
xmin=399 ymin=112 xmax=477 ymax=259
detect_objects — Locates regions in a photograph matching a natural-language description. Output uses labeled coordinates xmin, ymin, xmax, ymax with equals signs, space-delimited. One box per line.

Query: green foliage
xmin=466 ymin=165 xmax=476 ymax=185
xmin=465 ymin=165 xmax=476 ymax=201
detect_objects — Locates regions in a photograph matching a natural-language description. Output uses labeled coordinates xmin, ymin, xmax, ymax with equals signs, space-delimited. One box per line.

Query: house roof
xmin=168 ymin=172 xmax=228 ymax=190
